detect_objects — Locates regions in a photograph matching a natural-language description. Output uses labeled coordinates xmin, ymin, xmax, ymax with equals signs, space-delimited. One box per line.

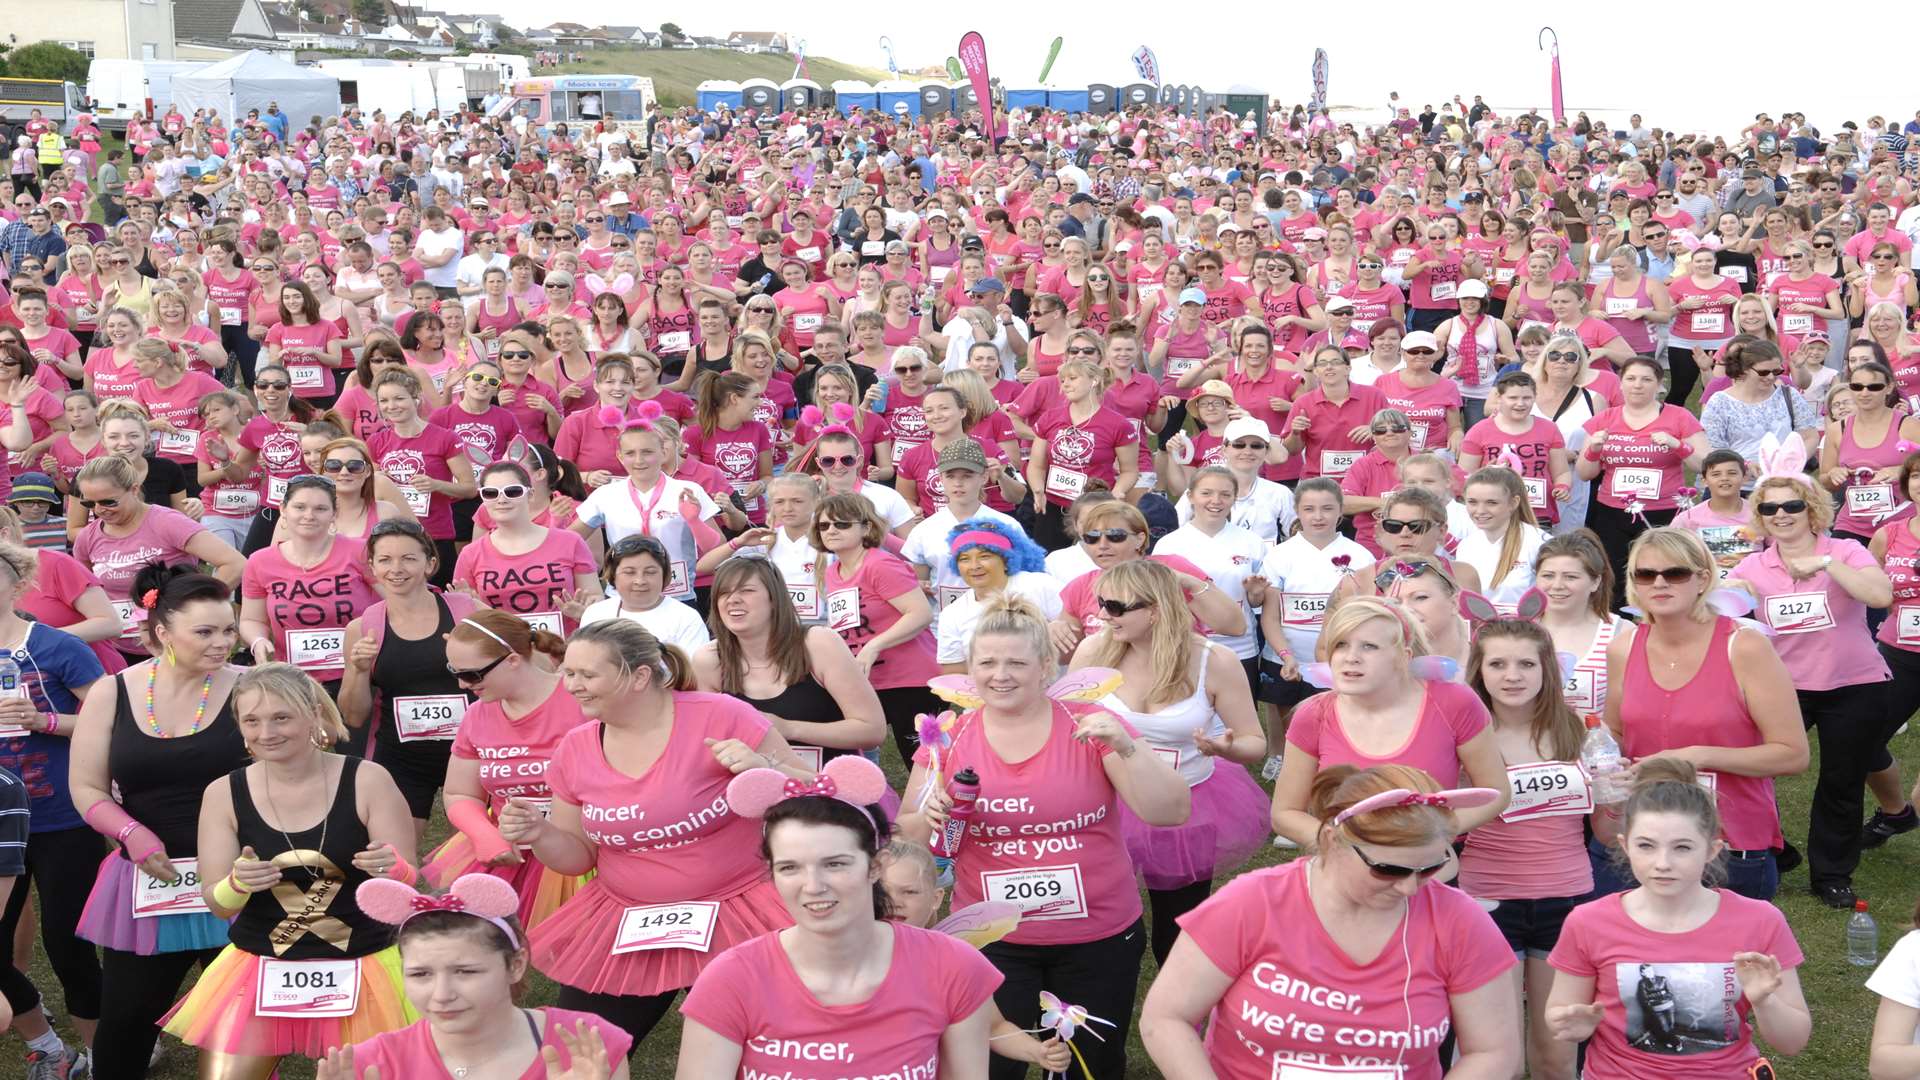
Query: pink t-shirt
xmin=1581 ymin=405 xmax=1705 ymax=511
xmin=1033 ymin=405 xmax=1137 ymax=508
xmin=18 ymin=548 xmax=125 ymax=673
xmin=1377 ymin=373 xmax=1462 ymax=455
xmin=450 ymin=681 xmax=589 ymax=812
xmin=1059 ymin=554 xmax=1212 ymax=638
xmin=681 ymin=923 xmax=1001 ymax=1076
xmin=451 ymin=528 xmax=596 ymax=630
xmin=1729 ymin=536 xmax=1889 ymax=690
xmin=346 ymin=1008 xmax=632 ymax=1079
xmin=1291 ymin=384 xmax=1392 ymax=481
xmin=134 ymin=372 xmax=226 ymax=464
xmin=430 ymin=402 xmax=520 ymax=464
xmin=1177 ymin=860 xmax=1515 ymax=1080
xmin=72 ymin=506 xmax=206 ymax=651
xmin=1339 ymin=450 xmax=1405 ymax=556
xmin=367 ymin=422 xmax=463 ymax=539
xmin=241 ymin=537 xmax=378 ymax=682
xmin=912 ymin=700 xmax=1141 ymax=946
xmin=238 ymin=415 xmax=308 ymax=509
xmin=84 ymin=348 xmax=142 ymax=400
xmin=1548 ymin=891 xmax=1802 ymax=1080
xmin=497 ymin=377 xmax=562 ymax=446
xmin=544 ymin=693 xmax=771 ymax=903
xmin=1285 ymin=681 xmax=1490 ymax=781
xmin=821 ymin=549 xmax=937 ymax=689
xmin=685 ymin=421 xmax=772 ymax=514
xmin=1461 ymin=416 xmax=1568 ymax=523
xmin=896 ymin=437 xmax=1013 ymax=516
xmin=264 ymin=319 xmax=343 ymax=399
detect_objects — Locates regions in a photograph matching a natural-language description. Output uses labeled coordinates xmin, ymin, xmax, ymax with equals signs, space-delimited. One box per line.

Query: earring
xmin=163 ymin=643 xmax=177 ymax=667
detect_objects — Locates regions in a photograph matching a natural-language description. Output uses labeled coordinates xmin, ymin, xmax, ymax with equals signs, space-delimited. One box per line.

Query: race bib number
xmin=132 ymin=858 xmax=208 ymax=918
xmin=668 ymin=560 xmax=690 ymax=597
xmin=287 ymin=363 xmax=326 ymax=390
xmin=1166 ymin=355 xmax=1203 ymax=379
xmin=1697 ymin=770 xmax=1718 ymax=797
xmin=1848 ymin=484 xmax=1894 ymax=517
xmin=1495 ymin=267 xmax=1516 ymax=285
xmin=256 ymin=958 xmax=360 ymax=1018
xmin=268 ymin=476 xmax=291 ymax=507
xmin=1429 ymin=281 xmax=1457 ymax=301
xmin=521 ymin=611 xmax=564 ymax=635
xmin=214 ymin=487 xmax=260 ymax=514
xmin=113 ymin=600 xmax=138 ymax=636
xmin=1523 ymin=475 xmax=1549 ymax=511
xmin=219 ymin=305 xmax=243 ymax=326
xmin=401 ymin=485 xmax=431 ymax=515
xmin=1564 ymin=668 xmax=1598 ymax=712
xmin=1898 ymin=606 xmax=1920 ymax=646
xmin=1282 ymin=592 xmax=1329 ymax=628
xmin=1276 ymin=1063 xmax=1400 ymax=1080
xmin=1781 ymin=313 xmax=1815 ymax=334
xmin=825 ymin=588 xmax=861 ymax=633
xmin=1693 ymin=311 xmax=1726 ymax=334
xmin=1609 ymin=467 xmax=1661 ymax=500
xmin=1152 ymin=746 xmax=1182 ymax=771
xmin=285 ymin=628 xmax=345 ymax=669
xmin=788 ymin=580 xmax=819 ymax=618
xmin=158 ymin=428 xmax=199 ymax=455
xmin=1500 ymin=762 xmax=1593 ymax=822
xmin=793 ymin=313 xmax=824 ymax=332
xmin=861 ymin=241 xmax=886 ymax=257
xmin=795 ymin=247 xmax=821 ymax=263
xmin=394 ymin=694 xmax=467 ymax=742
xmin=1605 ymin=296 xmax=1634 ymax=316
xmin=932 ymin=265 xmax=952 ymax=283
xmin=1046 ymin=464 xmax=1089 ymax=501
xmin=1320 ymin=449 xmax=1363 ymax=476
xmin=730 ymin=480 xmax=761 ymax=512
xmin=656 ymin=331 xmax=690 ymax=352
xmin=1763 ymin=590 xmax=1834 ymax=634
xmin=891 ymin=438 xmax=923 ymax=466
xmin=788 ymin=745 xmax=824 ymax=772
xmin=1722 ymin=266 xmax=1749 ymax=283
xmin=938 ymin=584 xmax=970 ymax=611
xmin=611 ymin=901 xmax=719 ymax=954
xmin=980 ymin=865 xmax=1087 ymax=921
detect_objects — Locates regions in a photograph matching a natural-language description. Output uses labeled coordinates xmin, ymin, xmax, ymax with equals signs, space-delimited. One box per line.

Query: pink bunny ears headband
xmin=598 ymin=398 xmax=664 ymax=432
xmin=726 ymin=755 xmax=891 ymax=818
xmin=1331 ymin=787 xmax=1501 ymax=829
xmin=357 ymin=873 xmax=521 ymax=949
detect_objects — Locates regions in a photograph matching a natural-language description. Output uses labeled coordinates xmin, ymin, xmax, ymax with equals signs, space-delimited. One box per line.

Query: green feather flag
xmin=1037 ymin=37 xmax=1063 ymax=82
xmin=946 ymin=57 xmax=965 ymax=81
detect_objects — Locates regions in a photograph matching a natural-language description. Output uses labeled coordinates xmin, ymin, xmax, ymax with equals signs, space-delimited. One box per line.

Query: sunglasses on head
xmin=479 ymin=484 xmax=528 ymax=501
xmin=1081 ymin=528 xmax=1137 ymax=546
xmin=1630 ymin=565 xmax=1699 ymax=585
xmin=1097 ymin=597 xmax=1153 ymax=618
xmin=446 ymin=653 xmax=508 ymax=685
xmin=322 ymin=458 xmax=370 ymax=474
xmin=1373 ymin=558 xmax=1437 ymax=588
xmin=1349 ymin=841 xmax=1450 ymax=881
xmin=1757 ymin=499 xmax=1808 ymax=517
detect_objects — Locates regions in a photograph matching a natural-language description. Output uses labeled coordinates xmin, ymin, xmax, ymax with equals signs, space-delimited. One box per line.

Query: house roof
xmin=175 ymin=0 xmax=250 ymax=43
xmin=729 ymin=31 xmax=784 ymax=44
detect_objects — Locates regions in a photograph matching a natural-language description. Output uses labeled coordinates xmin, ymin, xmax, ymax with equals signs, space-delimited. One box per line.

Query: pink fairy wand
xmin=1031 ymin=991 xmax=1116 ymax=1080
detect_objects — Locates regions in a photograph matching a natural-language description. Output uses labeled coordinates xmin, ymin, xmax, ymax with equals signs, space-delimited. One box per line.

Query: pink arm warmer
xmin=446 ymin=798 xmax=514 ymax=864
xmin=82 ymin=799 xmax=163 ymax=863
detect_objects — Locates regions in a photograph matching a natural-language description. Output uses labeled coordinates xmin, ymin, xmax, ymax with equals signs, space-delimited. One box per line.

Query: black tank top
xmin=372 ymin=594 xmax=466 ymax=753
xmin=107 ymin=671 xmax=248 ymax=857
xmin=228 ymin=757 xmax=383 ymax=959
xmin=741 ymin=671 xmax=855 ymax=764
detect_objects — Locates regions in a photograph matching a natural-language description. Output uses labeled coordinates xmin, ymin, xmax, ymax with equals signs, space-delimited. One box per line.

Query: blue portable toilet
xmin=874 ymin=79 xmax=920 ymax=118
xmin=696 ymin=80 xmax=742 ymax=112
xmin=1048 ymin=87 xmax=1090 ymax=114
xmin=1005 ymin=86 xmax=1049 ymax=112
xmin=831 ymin=80 xmax=877 ymax=116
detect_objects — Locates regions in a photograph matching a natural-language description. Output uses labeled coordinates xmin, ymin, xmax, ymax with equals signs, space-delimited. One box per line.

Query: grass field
xmin=543 ymin=48 xmax=895 ymax=109
xmin=0 ymin=727 xmax=1907 ymax=1079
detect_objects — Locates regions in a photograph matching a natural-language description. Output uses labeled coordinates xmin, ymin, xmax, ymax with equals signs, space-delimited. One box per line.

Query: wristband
xmin=1582 ymin=444 xmax=1604 ymax=462
xmin=212 ymin=871 xmax=253 ymax=910
xmin=386 ymin=851 xmax=418 ymax=886
xmin=43 ymin=714 xmax=57 ymax=737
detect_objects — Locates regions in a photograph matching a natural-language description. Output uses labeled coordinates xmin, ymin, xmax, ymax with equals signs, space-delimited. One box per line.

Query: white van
xmin=88 ymin=59 xmax=203 ymax=132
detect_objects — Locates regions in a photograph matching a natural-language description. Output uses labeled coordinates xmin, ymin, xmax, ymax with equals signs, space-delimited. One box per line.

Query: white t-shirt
xmin=1153 ymin=523 xmax=1270 ymax=659
xmin=575 ymin=474 xmax=720 ymax=601
xmin=1869 ymin=929 xmax=1920 ymax=1044
xmin=1256 ymin=533 xmax=1373 ymax=663
xmin=936 ymin=572 xmax=1063 ymax=664
xmin=856 ymin=480 xmax=916 ymax=530
xmin=580 ymin=595 xmax=711 ymax=650
xmin=898 ymin=504 xmax=1022 ymax=618
xmin=733 ymin=527 xmax=825 ymax=622
xmin=1045 ymin=544 xmax=1097 ymax=583
xmin=1453 ymin=521 xmax=1545 ymax=609
xmin=1174 ymin=477 xmax=1297 ymax=545
xmin=417 ymin=226 xmax=465 ymax=288
xmin=455 ymin=251 xmax=509 ymax=291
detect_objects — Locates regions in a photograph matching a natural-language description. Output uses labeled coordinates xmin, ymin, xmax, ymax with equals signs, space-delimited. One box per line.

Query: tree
xmin=5 ymin=42 xmax=88 ymax=83
xmin=660 ymin=22 xmax=683 ymax=39
xmin=351 ymin=0 xmax=386 ymax=28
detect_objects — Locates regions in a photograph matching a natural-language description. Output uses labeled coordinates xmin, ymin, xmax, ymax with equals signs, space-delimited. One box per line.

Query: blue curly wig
xmin=945 ymin=516 xmax=1048 ymax=577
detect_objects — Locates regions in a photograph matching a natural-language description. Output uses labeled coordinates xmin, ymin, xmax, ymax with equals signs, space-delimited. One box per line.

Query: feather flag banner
xmin=1038 ymin=36 xmax=1064 ymax=83
xmin=1540 ymin=27 xmax=1564 ymax=124
xmin=1131 ymin=46 xmax=1161 ymax=87
xmin=1309 ymin=48 xmax=1329 ymax=112
xmin=958 ymin=31 xmax=1000 ymax=139
xmin=878 ymin=36 xmax=898 ymax=77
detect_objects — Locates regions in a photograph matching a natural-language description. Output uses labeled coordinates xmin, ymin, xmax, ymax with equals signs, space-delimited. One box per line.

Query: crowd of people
xmin=1 ymin=80 xmax=1920 ymax=1079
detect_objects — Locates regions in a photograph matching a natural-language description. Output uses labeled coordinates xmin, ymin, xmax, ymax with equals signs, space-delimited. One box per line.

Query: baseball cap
xmin=968 ymin=278 xmax=1007 ymax=294
xmin=1068 ymin=192 xmax=1096 ymax=206
xmin=7 ymin=472 xmax=55 ymax=505
xmin=1402 ymin=331 xmax=1440 ymax=351
xmin=1457 ymin=280 xmax=1489 ymax=300
xmin=1189 ymin=379 xmax=1234 ymax=403
xmin=1301 ymin=227 xmax=1328 ymax=241
xmin=1324 ymin=295 xmax=1356 ymax=313
xmin=935 ymin=439 xmax=989 ymax=474
xmin=1178 ymin=287 xmax=1208 ymax=306
xmin=1221 ymin=417 xmax=1273 ymax=444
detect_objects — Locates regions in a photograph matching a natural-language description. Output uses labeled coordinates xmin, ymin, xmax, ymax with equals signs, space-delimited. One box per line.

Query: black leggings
xmin=1586 ymin=499 xmax=1676 ymax=609
xmin=92 ymin=946 xmax=221 ymax=1080
xmin=1664 ymin=345 xmax=1704 ymax=409
xmin=1881 ymin=643 xmax=1920 ymax=773
xmin=1802 ymin=680 xmax=1893 ymax=889
xmin=0 ymin=826 xmax=104 ymax=1022
xmin=1146 ymin=879 xmax=1212 ymax=968
xmin=241 ymin=506 xmax=280 ymax=556
xmin=1031 ymin=499 xmax=1074 ymax=552
xmin=432 ymin=538 xmax=456 ymax=588
xmin=985 ymin=920 xmax=1146 ymax=1080
xmin=553 ymin=985 xmax=677 ymax=1058
xmin=879 ymin=686 xmax=944 ymax=765
xmin=220 ymin=324 xmax=257 ymax=389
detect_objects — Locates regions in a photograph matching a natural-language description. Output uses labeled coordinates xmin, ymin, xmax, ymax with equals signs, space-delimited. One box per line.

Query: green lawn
xmin=544 ymin=47 xmax=895 ymax=109
xmin=0 ymin=721 xmax=1909 ymax=1079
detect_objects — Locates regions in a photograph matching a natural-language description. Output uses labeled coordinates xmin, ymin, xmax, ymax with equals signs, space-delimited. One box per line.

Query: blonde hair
xmin=1462 ymin=466 xmax=1539 ymax=589
xmin=76 ymin=454 xmax=141 ymax=493
xmin=1057 ymin=354 xmax=1110 ymax=393
xmin=96 ymin=397 xmax=153 ymax=431
xmin=0 ymin=539 xmax=36 ymax=590
xmin=1316 ymin=596 xmax=1430 ymax=663
xmin=968 ymin=595 xmax=1058 ymax=685
xmin=1082 ymin=559 xmax=1200 ymax=710
xmin=1748 ymin=474 xmax=1834 ymax=535
xmin=132 ymin=337 xmax=184 ymax=372
xmin=1624 ymin=527 xmax=1717 ymax=623
xmin=234 ymin=663 xmax=351 ymax=749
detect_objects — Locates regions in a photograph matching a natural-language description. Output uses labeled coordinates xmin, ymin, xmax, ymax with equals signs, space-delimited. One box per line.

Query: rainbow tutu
xmin=422 ymin=833 xmax=590 ymax=932
xmin=529 ymin=878 xmax=792 ymax=997
xmin=77 ymin=852 xmax=231 ymax=955
xmin=1116 ymin=761 xmax=1272 ymax=890
xmin=160 ymin=945 xmax=416 ymax=1057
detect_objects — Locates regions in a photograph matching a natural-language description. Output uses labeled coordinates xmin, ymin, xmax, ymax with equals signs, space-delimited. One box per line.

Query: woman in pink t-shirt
xmin=1284 ymin=346 xmax=1393 ymax=482
xmin=1378 ymin=333 xmax=1465 ymax=456
xmin=452 ymin=462 xmax=599 ymax=634
xmin=679 ymin=757 xmax=1001 ymax=1078
xmin=1270 ymin=596 xmax=1511 ymax=845
xmin=1603 ymin=527 xmax=1808 ymax=900
xmin=685 ymin=371 xmax=774 ymax=525
xmin=129 ymin=339 xmax=225 ymax=468
xmin=1141 ymin=763 xmax=1519 ymax=1079
xmin=1026 ymin=359 xmax=1139 ymax=550
xmin=1462 ymin=616 xmax=1594 ymax=1080
xmin=498 ymin=620 xmax=811 ymax=1053
xmin=83 ymin=308 xmax=145 ymax=400
xmin=366 ymin=368 xmax=477 ymax=578
xmin=318 ymin=874 xmax=633 ymax=1080
xmin=264 ymin=281 xmax=345 ymax=403
xmin=1546 ymin=761 xmax=1809 ymax=1079
xmin=1728 ymin=473 xmax=1892 ymax=906
xmin=899 ymin=597 xmax=1190 ymax=1080
xmin=1578 ymin=357 xmax=1711 ymax=607
xmin=239 ymin=472 xmax=378 ymax=706
xmin=1459 ymin=372 xmax=1573 ymax=527
xmin=423 ymin=611 xmax=594 ymax=930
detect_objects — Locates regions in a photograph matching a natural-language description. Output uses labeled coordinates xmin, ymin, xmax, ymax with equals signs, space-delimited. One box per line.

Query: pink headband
xmin=599 ymin=398 xmax=663 ymax=432
xmin=357 ymin=873 xmax=521 ymax=949
xmin=1331 ymin=787 xmax=1500 ymax=829
xmin=726 ymin=756 xmax=890 ymax=818
xmin=950 ymin=530 xmax=1013 ymax=554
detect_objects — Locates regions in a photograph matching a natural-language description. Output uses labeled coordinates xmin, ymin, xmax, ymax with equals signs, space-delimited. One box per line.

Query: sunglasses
xmin=1228 ymin=439 xmax=1268 ymax=450
xmin=446 ymin=653 xmax=508 ymax=685
xmin=1358 ymin=262 xmax=1383 ymax=270
xmin=255 ymin=380 xmax=291 ymax=391
xmin=500 ymin=350 xmax=534 ymax=360
xmin=1081 ymin=528 xmax=1137 ymax=546
xmin=1065 ymin=346 xmax=1101 ymax=356
xmin=1751 ymin=367 xmax=1783 ymax=379
xmin=1098 ymin=597 xmax=1153 ymax=618
xmin=322 ymin=458 xmax=370 ymax=474
xmin=1812 ymin=242 xmax=1835 ymax=249
xmin=1875 ymin=253 xmax=1899 ymax=261
xmin=479 ymin=484 xmax=528 ymax=501
xmin=1545 ymin=351 xmax=1581 ymax=363
xmin=1405 ymin=347 xmax=1437 ymax=356
xmin=1349 ymin=841 xmax=1449 ymax=881
xmin=1852 ymin=382 xmax=1889 ymax=392
xmin=1373 ymin=558 xmax=1437 ymax=588
xmin=1630 ymin=565 xmax=1699 ymax=586
xmin=1757 ymin=499 xmax=1808 ymax=517
xmin=815 ymin=454 xmax=858 ymax=468
xmin=1378 ymin=518 xmax=1435 ymax=537
xmin=467 ymin=373 xmax=502 ymax=387
xmin=1371 ymin=423 xmax=1410 ymax=435
xmin=893 ymin=364 xmax=924 ymax=374
xmin=817 ymin=519 xmax=860 ymax=532
xmin=79 ymin=496 xmax=124 ymax=510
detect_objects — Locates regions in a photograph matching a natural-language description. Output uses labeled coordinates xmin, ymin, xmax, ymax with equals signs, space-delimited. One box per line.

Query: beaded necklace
xmin=146 ymin=664 xmax=215 ymax=738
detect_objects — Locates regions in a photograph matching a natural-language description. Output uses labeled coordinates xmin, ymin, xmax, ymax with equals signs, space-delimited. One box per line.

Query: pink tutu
xmin=421 ymin=834 xmax=590 ymax=933
xmin=1117 ymin=762 xmax=1271 ymax=891
xmin=77 ymin=852 xmax=231 ymax=955
xmin=528 ymin=878 xmax=792 ymax=997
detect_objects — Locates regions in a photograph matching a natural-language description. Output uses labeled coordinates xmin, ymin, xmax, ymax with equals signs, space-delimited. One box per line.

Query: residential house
xmin=7 ymin=0 xmax=178 ymax=60
xmin=542 ymin=22 xmax=603 ymax=49
xmin=726 ymin=31 xmax=788 ymax=54
xmin=174 ymin=0 xmax=279 ymax=57
xmin=599 ymin=26 xmax=660 ymax=47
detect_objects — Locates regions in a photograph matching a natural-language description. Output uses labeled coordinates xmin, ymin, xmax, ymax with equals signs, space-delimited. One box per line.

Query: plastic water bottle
xmin=1581 ymin=715 xmax=1628 ymax=805
xmin=1849 ymin=900 xmax=1880 ymax=967
xmin=0 ymin=655 xmax=23 ymax=700
xmin=929 ymin=768 xmax=980 ymax=882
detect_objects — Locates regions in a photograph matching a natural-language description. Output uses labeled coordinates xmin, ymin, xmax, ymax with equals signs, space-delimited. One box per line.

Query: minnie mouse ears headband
xmin=357 ymin=873 xmax=521 ymax=949
xmin=1331 ymin=787 xmax=1501 ymax=829
xmin=726 ymin=755 xmax=891 ymax=819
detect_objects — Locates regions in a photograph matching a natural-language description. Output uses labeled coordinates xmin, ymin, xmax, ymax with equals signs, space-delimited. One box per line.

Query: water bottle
xmin=0 ymin=655 xmax=22 ymax=700
xmin=929 ymin=768 xmax=980 ymax=881
xmin=1580 ymin=714 xmax=1628 ymax=805
xmin=1848 ymin=900 xmax=1880 ymax=967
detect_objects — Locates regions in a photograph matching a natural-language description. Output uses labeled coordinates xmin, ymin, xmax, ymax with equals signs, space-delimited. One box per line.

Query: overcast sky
xmin=460 ymin=2 xmax=1920 ymax=135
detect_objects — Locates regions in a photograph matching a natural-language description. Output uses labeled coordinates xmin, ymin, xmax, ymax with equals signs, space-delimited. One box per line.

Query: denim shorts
xmin=1485 ymin=895 xmax=1580 ymax=959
